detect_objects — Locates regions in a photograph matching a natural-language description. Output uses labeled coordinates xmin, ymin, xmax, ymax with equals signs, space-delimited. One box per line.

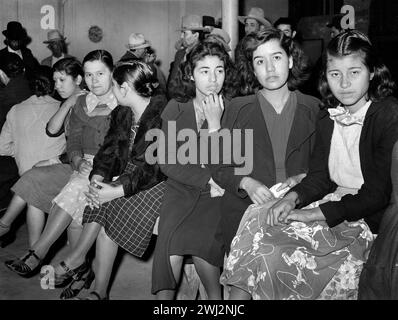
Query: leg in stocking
xmin=91 ymin=227 xmax=118 ymax=299
xmin=192 ymin=256 xmax=222 ymax=300
xmin=26 ymin=205 xmax=46 ymax=247
xmin=66 ymin=220 xmax=83 ymax=251
xmin=0 ymin=195 xmax=26 ymax=237
xmin=31 ymin=204 xmax=72 ymax=258
xmin=55 ymin=222 xmax=101 ymax=274
xmin=156 ymin=255 xmax=184 ymax=300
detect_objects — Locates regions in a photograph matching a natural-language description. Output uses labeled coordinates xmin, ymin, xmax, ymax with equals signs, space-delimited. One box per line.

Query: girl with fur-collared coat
xmin=52 ymin=61 xmax=167 ymax=300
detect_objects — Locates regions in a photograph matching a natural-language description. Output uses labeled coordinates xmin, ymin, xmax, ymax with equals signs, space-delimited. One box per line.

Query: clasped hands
xmin=240 ymin=174 xmax=325 ymax=226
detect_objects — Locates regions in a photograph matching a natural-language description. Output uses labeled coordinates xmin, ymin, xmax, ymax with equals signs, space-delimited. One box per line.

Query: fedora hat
xmin=203 ymin=16 xmax=216 ymax=31
xmin=2 ymin=21 xmax=29 ymax=41
xmin=238 ymin=7 xmax=272 ymax=28
xmin=43 ymin=29 xmax=66 ymax=43
xmin=207 ymin=28 xmax=231 ymax=52
xmin=126 ymin=33 xmax=151 ymax=50
xmin=179 ymin=15 xmax=206 ymax=31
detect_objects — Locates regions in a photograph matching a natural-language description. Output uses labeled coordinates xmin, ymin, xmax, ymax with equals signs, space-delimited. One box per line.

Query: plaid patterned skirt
xmin=82 ymin=162 xmax=165 ymax=257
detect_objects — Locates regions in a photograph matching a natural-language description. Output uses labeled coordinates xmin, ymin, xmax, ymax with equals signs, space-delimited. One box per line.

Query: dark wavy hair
xmin=53 ymin=57 xmax=83 ymax=80
xmin=169 ymin=39 xmax=236 ymax=102
xmin=235 ymin=28 xmax=310 ymax=95
xmin=113 ymin=60 xmax=159 ymax=98
xmin=82 ymin=49 xmax=113 ymax=71
xmin=30 ymin=65 xmax=54 ymax=97
xmin=319 ymin=30 xmax=396 ymax=108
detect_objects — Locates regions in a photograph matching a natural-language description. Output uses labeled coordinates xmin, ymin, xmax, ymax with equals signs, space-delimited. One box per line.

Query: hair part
xmin=318 ymin=29 xmax=396 ymax=108
xmin=235 ymin=28 xmax=310 ymax=95
xmin=169 ymin=39 xmax=237 ymax=102
xmin=113 ymin=60 xmax=159 ymax=98
xmin=82 ymin=49 xmax=114 ymax=71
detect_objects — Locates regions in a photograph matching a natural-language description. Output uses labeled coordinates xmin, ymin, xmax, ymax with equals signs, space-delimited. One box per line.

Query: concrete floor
xmin=0 ymin=216 xmax=156 ymax=300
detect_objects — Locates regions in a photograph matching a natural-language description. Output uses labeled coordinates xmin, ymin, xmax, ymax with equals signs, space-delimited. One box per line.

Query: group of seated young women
xmin=0 ymin=28 xmax=397 ymax=300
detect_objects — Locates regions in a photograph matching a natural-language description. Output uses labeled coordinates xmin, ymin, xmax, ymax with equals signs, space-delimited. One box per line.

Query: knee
xmin=68 ymin=220 xmax=83 ymax=232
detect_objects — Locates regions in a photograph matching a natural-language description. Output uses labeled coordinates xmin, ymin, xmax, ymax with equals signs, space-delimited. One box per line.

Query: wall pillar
xmin=222 ymin=0 xmax=238 ymax=58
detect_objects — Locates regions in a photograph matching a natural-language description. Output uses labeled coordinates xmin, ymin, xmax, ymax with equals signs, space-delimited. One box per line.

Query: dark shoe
xmin=54 ymin=260 xmax=89 ymax=288
xmin=75 ymin=291 xmax=109 ymax=300
xmin=5 ymin=250 xmax=42 ymax=277
xmin=60 ymin=268 xmax=95 ymax=299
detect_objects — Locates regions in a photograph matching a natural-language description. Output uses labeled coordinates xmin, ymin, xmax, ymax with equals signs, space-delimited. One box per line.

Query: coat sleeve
xmin=319 ymin=112 xmax=398 ymax=227
xmin=290 ymin=114 xmax=337 ymax=207
xmin=158 ymin=100 xmax=211 ymax=189
xmin=66 ymin=104 xmax=84 ymax=165
xmin=210 ymin=102 xmax=251 ymax=198
xmin=90 ymin=107 xmax=128 ymax=182
xmin=118 ymin=160 xmax=164 ymax=197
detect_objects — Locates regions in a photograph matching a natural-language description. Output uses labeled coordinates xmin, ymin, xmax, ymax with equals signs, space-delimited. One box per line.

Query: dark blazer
xmin=213 ymin=91 xmax=321 ymax=250
xmin=166 ymin=48 xmax=186 ymax=98
xmin=90 ymin=92 xmax=167 ymax=197
xmin=292 ymin=96 xmax=398 ymax=233
xmin=0 ymin=47 xmax=40 ymax=80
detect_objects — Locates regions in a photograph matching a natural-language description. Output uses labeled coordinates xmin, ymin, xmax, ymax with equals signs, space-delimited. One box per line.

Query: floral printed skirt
xmin=51 ymin=155 xmax=94 ymax=225
xmin=220 ymin=193 xmax=375 ymax=300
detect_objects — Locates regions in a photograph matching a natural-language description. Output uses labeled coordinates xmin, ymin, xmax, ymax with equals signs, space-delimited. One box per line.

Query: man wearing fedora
xmin=0 ymin=21 xmax=40 ymax=81
xmin=238 ymin=7 xmax=272 ymax=36
xmin=41 ymin=29 xmax=73 ymax=67
xmin=167 ymin=14 xmax=210 ymax=98
xmin=120 ymin=33 xmax=152 ymax=63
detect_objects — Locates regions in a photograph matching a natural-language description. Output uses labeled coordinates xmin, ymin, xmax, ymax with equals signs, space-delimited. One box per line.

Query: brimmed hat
xmin=203 ymin=16 xmax=216 ymax=31
xmin=179 ymin=15 xmax=206 ymax=31
xmin=43 ymin=29 xmax=66 ymax=43
xmin=207 ymin=28 xmax=231 ymax=52
xmin=2 ymin=21 xmax=29 ymax=41
xmin=238 ymin=7 xmax=272 ymax=29
xmin=126 ymin=33 xmax=151 ymax=50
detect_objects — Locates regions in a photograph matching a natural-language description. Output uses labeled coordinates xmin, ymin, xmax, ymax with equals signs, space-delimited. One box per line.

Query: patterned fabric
xmin=52 ymin=155 xmax=94 ymax=225
xmin=82 ymin=161 xmax=166 ymax=257
xmin=220 ymin=194 xmax=375 ymax=300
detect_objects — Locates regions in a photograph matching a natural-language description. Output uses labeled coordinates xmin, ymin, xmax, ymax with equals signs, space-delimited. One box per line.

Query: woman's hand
xmin=63 ymin=90 xmax=87 ymax=109
xmin=284 ymin=207 xmax=326 ymax=224
xmin=85 ymin=180 xmax=124 ymax=208
xmin=240 ymin=177 xmax=274 ymax=205
xmin=267 ymin=192 xmax=298 ymax=226
xmin=77 ymin=159 xmax=92 ymax=175
xmin=276 ymin=173 xmax=307 ymax=192
xmin=202 ymin=93 xmax=224 ymax=132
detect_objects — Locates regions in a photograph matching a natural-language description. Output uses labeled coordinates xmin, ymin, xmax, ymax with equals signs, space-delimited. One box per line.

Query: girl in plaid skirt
xmin=51 ymin=61 xmax=167 ymax=300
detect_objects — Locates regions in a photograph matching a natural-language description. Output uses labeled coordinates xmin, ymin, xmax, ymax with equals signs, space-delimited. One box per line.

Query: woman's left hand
xmin=85 ymin=181 xmax=123 ymax=208
xmin=284 ymin=207 xmax=326 ymax=224
xmin=202 ymin=93 xmax=224 ymax=131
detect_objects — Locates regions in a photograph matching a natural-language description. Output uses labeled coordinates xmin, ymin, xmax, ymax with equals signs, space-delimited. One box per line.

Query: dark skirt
xmin=151 ymin=181 xmax=224 ymax=294
xmin=12 ymin=163 xmax=73 ymax=213
xmin=82 ymin=162 xmax=166 ymax=257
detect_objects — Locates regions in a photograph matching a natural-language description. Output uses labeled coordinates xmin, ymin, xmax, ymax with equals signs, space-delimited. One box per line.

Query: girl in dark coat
xmin=223 ymin=30 xmax=398 ymax=300
xmin=152 ymin=39 xmax=236 ymax=299
xmin=52 ymin=61 xmax=167 ymax=300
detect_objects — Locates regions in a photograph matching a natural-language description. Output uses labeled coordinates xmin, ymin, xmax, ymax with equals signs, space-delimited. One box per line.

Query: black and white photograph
xmin=0 ymin=0 xmax=397 ymax=310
